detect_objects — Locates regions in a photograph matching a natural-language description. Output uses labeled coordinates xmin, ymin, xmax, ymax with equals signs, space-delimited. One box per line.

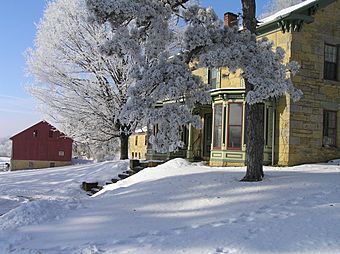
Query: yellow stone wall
xmin=288 ymin=0 xmax=340 ymax=165
xmin=258 ymin=30 xmax=293 ymax=165
xmin=11 ymin=160 xmax=71 ymax=171
xmin=193 ymin=68 xmax=208 ymax=83
xmin=129 ymin=133 xmax=147 ymax=160
xmin=220 ymin=69 xmax=244 ymax=88
xmin=194 ymin=2 xmax=340 ymax=166
xmin=193 ymin=65 xmax=244 ymax=89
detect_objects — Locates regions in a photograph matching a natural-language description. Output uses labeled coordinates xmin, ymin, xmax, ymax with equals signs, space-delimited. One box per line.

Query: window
xmin=50 ymin=162 xmax=55 ymax=167
xmin=153 ymin=124 xmax=159 ymax=135
xmin=323 ymin=110 xmax=337 ymax=147
xmin=324 ymin=44 xmax=338 ymax=81
xmin=265 ymin=106 xmax=274 ymax=147
xmin=58 ymin=150 xmax=65 ymax=157
xmin=28 ymin=161 xmax=33 ymax=168
xmin=33 ymin=130 xmax=38 ymax=137
xmin=135 ymin=136 xmax=138 ymax=146
xmin=227 ymin=103 xmax=243 ymax=150
xmin=213 ymin=104 xmax=223 ymax=148
xmin=208 ymin=68 xmax=219 ymax=88
xmin=180 ymin=126 xmax=188 ymax=146
xmin=139 ymin=153 xmax=141 ymax=159
xmin=49 ymin=130 xmax=53 ymax=138
xmin=145 ymin=136 xmax=148 ymax=146
xmin=132 ymin=152 xmax=135 ymax=158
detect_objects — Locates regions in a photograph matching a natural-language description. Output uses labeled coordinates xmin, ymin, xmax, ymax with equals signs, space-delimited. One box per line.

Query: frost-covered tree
xmin=26 ymin=0 xmax=138 ymax=159
xmin=73 ymin=140 xmax=119 ymax=161
xmin=86 ymin=0 xmax=302 ymax=180
xmin=241 ymin=0 xmax=265 ymax=181
xmin=261 ymin=0 xmax=306 ymax=18
xmin=86 ymin=0 xmax=210 ymax=153
xmin=0 ymin=137 xmax=11 ymax=157
xmin=183 ymin=1 xmax=301 ymax=181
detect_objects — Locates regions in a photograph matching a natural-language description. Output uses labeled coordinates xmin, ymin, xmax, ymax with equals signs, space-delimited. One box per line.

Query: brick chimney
xmin=224 ymin=12 xmax=238 ymax=27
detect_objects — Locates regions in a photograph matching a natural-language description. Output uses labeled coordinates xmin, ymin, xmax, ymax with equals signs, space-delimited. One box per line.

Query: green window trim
xmin=213 ymin=104 xmax=223 ymax=149
xmin=227 ymin=103 xmax=243 ymax=150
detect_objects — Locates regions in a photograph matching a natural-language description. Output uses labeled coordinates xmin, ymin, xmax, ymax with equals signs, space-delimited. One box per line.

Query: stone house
xmin=129 ymin=131 xmax=148 ymax=160
xmin=137 ymin=0 xmax=340 ymax=166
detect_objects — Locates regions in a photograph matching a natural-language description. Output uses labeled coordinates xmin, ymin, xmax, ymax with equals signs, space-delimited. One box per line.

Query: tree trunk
xmin=120 ymin=132 xmax=129 ymax=160
xmin=243 ymin=102 xmax=264 ymax=181
xmin=241 ymin=0 xmax=265 ymax=181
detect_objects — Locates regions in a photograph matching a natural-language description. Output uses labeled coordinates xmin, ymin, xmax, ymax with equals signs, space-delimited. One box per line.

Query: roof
xmin=257 ymin=0 xmax=336 ymax=33
xmin=10 ymin=120 xmax=72 ymax=140
xmin=133 ymin=127 xmax=148 ymax=135
xmin=259 ymin=0 xmax=317 ymax=25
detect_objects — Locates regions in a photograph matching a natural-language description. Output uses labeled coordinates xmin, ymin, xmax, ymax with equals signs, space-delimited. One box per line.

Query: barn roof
xmin=10 ymin=120 xmax=72 ymax=141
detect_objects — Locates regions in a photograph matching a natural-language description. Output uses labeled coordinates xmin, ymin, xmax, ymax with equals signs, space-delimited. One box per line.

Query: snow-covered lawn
xmin=0 ymin=159 xmax=340 ymax=254
xmin=0 ymin=156 xmax=10 ymax=163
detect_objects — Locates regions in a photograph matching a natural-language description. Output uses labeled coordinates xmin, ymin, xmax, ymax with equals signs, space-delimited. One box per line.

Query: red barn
xmin=10 ymin=121 xmax=73 ymax=170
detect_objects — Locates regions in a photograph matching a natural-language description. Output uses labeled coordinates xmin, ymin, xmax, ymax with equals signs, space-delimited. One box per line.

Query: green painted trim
xmin=211 ymin=88 xmax=246 ymax=101
xmin=211 ymin=152 xmax=222 ymax=158
xmin=210 ymin=158 xmax=245 ymax=163
xmin=225 ymin=153 xmax=243 ymax=159
xmin=211 ymin=88 xmax=245 ymax=94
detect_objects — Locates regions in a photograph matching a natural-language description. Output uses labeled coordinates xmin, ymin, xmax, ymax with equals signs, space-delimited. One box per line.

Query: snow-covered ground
xmin=0 ymin=156 xmax=10 ymax=172
xmin=0 ymin=156 xmax=10 ymax=163
xmin=0 ymin=159 xmax=340 ymax=254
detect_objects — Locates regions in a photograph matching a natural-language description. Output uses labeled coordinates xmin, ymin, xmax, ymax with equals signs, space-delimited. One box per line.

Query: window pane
xmin=228 ymin=103 xmax=243 ymax=149
xmin=208 ymin=68 xmax=218 ymax=87
xmin=229 ymin=104 xmax=242 ymax=125
xmin=212 ymin=68 xmax=217 ymax=79
xmin=325 ymin=45 xmax=337 ymax=63
xmin=323 ymin=110 xmax=337 ymax=147
xmin=325 ymin=62 xmax=337 ymax=80
xmin=213 ymin=104 xmax=222 ymax=148
xmin=324 ymin=44 xmax=338 ymax=80
xmin=228 ymin=126 xmax=242 ymax=148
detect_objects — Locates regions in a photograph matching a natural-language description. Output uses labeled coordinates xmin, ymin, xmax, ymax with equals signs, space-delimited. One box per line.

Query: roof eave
xmin=257 ymin=0 xmax=336 ymax=35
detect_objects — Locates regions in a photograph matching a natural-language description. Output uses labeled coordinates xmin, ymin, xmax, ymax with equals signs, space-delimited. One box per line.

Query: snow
xmin=0 ymin=158 xmax=340 ymax=253
xmin=0 ymin=156 xmax=10 ymax=163
xmin=259 ymin=0 xmax=317 ymax=26
xmin=0 ymin=160 xmax=128 ymax=216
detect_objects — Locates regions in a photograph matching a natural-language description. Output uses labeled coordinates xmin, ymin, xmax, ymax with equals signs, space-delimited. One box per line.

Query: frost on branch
xmin=183 ymin=6 xmax=302 ymax=104
xmin=85 ymin=1 xmax=302 ymax=153
xmin=26 ymin=0 xmax=138 ymax=158
xmin=122 ymin=54 xmax=209 ymax=152
xmin=86 ymin=0 xmax=209 ymax=153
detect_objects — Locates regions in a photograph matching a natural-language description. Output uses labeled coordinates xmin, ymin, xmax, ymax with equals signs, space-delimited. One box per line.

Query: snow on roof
xmin=259 ymin=0 xmax=317 ymax=26
xmin=134 ymin=126 xmax=148 ymax=134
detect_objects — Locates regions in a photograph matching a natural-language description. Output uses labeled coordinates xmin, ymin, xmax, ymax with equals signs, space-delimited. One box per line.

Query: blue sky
xmin=0 ymin=0 xmax=269 ymax=138
xmin=0 ymin=1 xmax=48 ymax=138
